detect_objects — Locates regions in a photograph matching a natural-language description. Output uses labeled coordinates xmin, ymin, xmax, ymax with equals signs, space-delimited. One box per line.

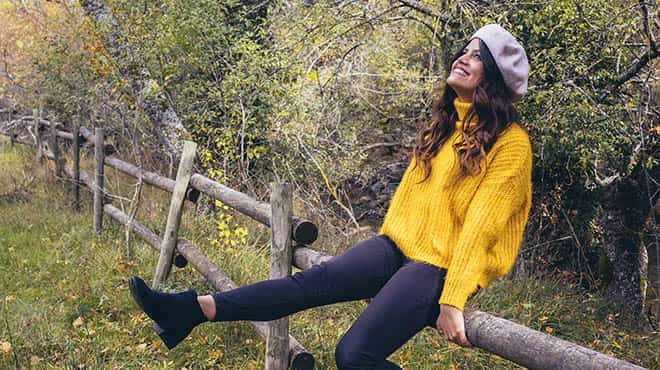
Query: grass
xmin=0 ymin=138 xmax=657 ymax=369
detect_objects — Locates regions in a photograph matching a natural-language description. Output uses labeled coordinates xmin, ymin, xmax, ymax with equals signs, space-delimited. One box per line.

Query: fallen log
xmin=103 ymin=204 xmax=314 ymax=370
xmin=7 ymin=135 xmax=35 ymax=147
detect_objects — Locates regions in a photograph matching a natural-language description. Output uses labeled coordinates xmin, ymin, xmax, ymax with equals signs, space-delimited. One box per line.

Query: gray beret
xmin=471 ymin=24 xmax=529 ymax=101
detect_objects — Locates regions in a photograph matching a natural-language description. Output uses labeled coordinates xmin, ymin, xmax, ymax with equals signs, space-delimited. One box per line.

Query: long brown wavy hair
xmin=411 ymin=39 xmax=522 ymax=184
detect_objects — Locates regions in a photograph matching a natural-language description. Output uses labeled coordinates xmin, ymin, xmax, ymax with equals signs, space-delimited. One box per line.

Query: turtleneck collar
xmin=453 ymin=98 xmax=472 ymax=122
xmin=453 ymin=98 xmax=478 ymax=130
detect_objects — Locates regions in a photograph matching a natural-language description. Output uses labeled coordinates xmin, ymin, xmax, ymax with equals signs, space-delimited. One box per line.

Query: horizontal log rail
xmin=101 ymin=155 xmax=316 ymax=243
xmin=0 ymin=117 xmax=649 ymax=370
xmin=189 ymin=174 xmax=318 ymax=244
xmin=56 ymin=130 xmax=74 ymax=140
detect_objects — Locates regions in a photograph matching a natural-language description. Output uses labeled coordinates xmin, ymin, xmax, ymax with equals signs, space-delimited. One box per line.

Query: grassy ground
xmin=0 ymin=139 xmax=658 ymax=369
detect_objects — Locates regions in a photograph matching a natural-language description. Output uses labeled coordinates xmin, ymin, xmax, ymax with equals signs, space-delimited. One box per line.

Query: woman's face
xmin=446 ymin=38 xmax=484 ymax=102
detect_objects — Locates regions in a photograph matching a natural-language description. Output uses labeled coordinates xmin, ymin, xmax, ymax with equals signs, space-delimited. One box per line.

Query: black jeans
xmin=212 ymin=234 xmax=447 ymax=370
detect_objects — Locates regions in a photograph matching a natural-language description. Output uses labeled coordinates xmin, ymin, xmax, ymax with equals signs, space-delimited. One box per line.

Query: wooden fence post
xmin=72 ymin=118 xmax=81 ymax=211
xmin=34 ymin=108 xmax=43 ymax=162
xmin=93 ymin=128 xmax=105 ymax=234
xmin=152 ymin=141 xmax=197 ymax=288
xmin=8 ymin=110 xmax=14 ymax=148
xmin=266 ymin=182 xmax=293 ymax=370
xmin=48 ymin=115 xmax=63 ymax=179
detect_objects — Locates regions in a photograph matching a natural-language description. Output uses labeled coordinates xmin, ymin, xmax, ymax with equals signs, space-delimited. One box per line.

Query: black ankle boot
xmin=129 ymin=276 xmax=208 ymax=349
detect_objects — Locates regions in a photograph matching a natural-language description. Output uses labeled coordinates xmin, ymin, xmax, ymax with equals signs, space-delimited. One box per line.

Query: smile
xmin=453 ymin=67 xmax=469 ymax=77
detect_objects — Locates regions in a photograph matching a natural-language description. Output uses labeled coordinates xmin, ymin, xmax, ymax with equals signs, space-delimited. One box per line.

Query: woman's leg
xmin=334 ymin=261 xmax=446 ymax=370
xmin=211 ymin=234 xmax=404 ymax=322
xmin=197 ymin=296 xmax=216 ymax=320
xmin=129 ymin=234 xmax=404 ymax=348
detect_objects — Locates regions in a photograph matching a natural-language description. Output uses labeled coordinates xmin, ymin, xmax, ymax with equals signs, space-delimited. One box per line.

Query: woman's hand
xmin=436 ymin=304 xmax=472 ymax=348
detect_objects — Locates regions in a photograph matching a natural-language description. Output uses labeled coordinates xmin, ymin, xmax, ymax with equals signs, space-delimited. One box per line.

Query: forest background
xmin=0 ymin=0 xmax=658 ymax=368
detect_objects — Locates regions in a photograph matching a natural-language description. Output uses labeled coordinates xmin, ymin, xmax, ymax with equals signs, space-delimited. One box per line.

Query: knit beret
xmin=471 ymin=24 xmax=529 ymax=101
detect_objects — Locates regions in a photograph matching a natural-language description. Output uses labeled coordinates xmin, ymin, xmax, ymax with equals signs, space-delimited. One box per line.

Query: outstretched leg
xmin=128 ymin=234 xmax=404 ymax=348
xmin=334 ymin=261 xmax=447 ymax=370
xmin=212 ymin=234 xmax=404 ymax=321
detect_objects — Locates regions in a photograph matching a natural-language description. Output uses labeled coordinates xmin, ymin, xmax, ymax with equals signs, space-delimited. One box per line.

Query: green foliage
xmin=22 ymin=5 xmax=103 ymax=118
xmin=107 ymin=0 xmax=284 ymax=184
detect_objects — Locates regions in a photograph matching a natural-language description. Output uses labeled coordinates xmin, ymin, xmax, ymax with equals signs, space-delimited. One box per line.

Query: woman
xmin=129 ymin=23 xmax=532 ymax=369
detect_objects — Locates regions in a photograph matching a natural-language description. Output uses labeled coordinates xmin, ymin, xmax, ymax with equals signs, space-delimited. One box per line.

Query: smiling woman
xmin=446 ymin=38 xmax=485 ymax=102
xmin=128 ymin=24 xmax=533 ymax=370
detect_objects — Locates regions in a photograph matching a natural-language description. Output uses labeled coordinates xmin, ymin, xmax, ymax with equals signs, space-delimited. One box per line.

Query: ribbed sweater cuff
xmin=439 ymin=278 xmax=479 ymax=311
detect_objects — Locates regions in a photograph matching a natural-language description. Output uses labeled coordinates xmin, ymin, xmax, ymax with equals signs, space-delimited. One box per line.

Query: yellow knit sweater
xmin=378 ymin=99 xmax=533 ymax=311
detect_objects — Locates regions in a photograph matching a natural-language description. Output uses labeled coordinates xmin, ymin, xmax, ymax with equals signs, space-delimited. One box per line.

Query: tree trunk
xmin=600 ymin=168 xmax=649 ymax=316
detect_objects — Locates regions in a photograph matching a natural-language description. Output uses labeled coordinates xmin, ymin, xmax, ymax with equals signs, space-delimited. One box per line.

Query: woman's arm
xmin=440 ymin=130 xmax=532 ymax=310
xmin=436 ymin=128 xmax=532 ymax=346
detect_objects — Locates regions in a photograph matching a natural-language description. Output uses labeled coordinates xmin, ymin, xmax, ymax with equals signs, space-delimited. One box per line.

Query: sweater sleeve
xmin=438 ymin=130 xmax=532 ymax=311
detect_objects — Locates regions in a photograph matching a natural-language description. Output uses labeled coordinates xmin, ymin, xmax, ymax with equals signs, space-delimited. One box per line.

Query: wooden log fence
xmin=0 ymin=113 xmax=316 ymax=369
xmin=48 ymin=113 xmax=64 ymax=179
xmin=103 ymin=204 xmax=314 ymax=369
xmin=72 ymin=122 xmax=81 ymax=211
xmin=93 ymin=128 xmax=105 ymax=234
xmin=33 ymin=108 xmax=43 ymax=162
xmin=0 ymin=111 xmax=649 ymax=370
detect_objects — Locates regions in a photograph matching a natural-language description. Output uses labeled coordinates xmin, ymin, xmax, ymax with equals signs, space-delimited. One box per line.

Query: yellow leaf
xmin=1 ymin=341 xmax=11 ymax=353
xmin=136 ymin=343 xmax=148 ymax=351
xmin=209 ymin=349 xmax=224 ymax=360
xmin=72 ymin=316 xmax=84 ymax=328
xmin=545 ymin=326 xmax=554 ymax=334
xmin=4 ymin=295 xmax=14 ymax=303
xmin=612 ymin=339 xmax=622 ymax=349
xmin=29 ymin=355 xmax=41 ymax=365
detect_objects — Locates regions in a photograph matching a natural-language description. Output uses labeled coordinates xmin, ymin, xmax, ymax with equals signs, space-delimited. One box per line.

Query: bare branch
xmin=602 ymin=47 xmax=658 ymax=97
xmin=396 ymin=0 xmax=449 ymax=21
